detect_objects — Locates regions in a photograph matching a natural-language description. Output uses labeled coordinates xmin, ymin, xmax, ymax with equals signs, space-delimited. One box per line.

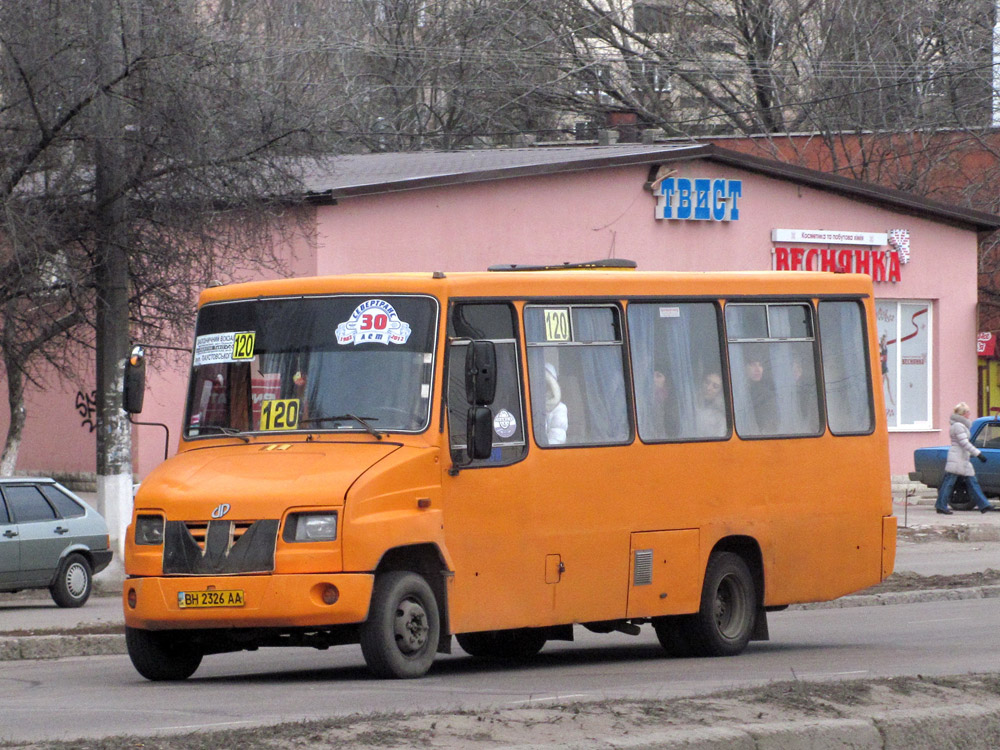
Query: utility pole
xmin=91 ymin=0 xmax=134 ymax=554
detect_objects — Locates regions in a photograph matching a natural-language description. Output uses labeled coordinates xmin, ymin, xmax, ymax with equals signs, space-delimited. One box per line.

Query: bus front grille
xmin=162 ymin=519 xmax=279 ymax=575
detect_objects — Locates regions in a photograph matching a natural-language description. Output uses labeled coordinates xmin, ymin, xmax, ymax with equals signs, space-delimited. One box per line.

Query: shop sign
xmin=771 ymin=227 xmax=910 ymax=284
xmin=654 ymin=178 xmax=742 ymax=221
xmin=771 ymin=229 xmax=887 ymax=245
xmin=979 ymin=332 xmax=996 ymax=357
xmin=772 ymin=246 xmax=902 ymax=282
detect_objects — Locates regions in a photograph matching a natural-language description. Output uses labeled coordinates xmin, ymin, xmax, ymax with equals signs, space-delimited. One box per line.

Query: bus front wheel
xmin=125 ymin=627 xmax=203 ymax=681
xmin=456 ymin=628 xmax=547 ymax=660
xmin=684 ymin=551 xmax=756 ymax=657
xmin=360 ymin=571 xmax=440 ymax=679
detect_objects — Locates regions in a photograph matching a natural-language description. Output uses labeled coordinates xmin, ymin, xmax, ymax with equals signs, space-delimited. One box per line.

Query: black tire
xmin=683 ymin=551 xmax=756 ymax=657
xmin=49 ymin=553 xmax=92 ymax=608
xmin=456 ymin=628 xmax=547 ymax=661
xmin=950 ymin=481 xmax=976 ymax=511
xmin=360 ymin=571 xmax=440 ymax=679
xmin=652 ymin=615 xmax=695 ymax=658
xmin=126 ymin=627 xmax=203 ymax=681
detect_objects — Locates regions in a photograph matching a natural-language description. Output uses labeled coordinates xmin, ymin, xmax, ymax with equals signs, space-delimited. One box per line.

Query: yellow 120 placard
xmin=232 ymin=332 xmax=256 ymax=360
xmin=259 ymin=398 xmax=300 ymax=431
xmin=543 ymin=308 xmax=570 ymax=342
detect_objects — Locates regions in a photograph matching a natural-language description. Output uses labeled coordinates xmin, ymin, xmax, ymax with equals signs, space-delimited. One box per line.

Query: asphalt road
xmin=3 ymin=595 xmax=1000 ymax=744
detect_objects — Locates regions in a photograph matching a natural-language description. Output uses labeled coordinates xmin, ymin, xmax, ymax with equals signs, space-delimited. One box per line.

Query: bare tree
xmin=0 ymin=0 xmax=324 ymax=545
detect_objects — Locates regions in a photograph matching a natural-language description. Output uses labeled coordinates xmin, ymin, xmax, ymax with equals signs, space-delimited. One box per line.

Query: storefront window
xmin=876 ymin=300 xmax=932 ymax=429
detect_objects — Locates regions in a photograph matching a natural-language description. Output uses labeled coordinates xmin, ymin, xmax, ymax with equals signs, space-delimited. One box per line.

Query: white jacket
xmin=945 ymin=413 xmax=981 ymax=477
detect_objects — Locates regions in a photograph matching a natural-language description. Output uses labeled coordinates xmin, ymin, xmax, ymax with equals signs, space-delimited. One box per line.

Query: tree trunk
xmin=93 ymin=0 xmax=134 ymax=553
xmin=0 ymin=333 xmax=26 ymax=477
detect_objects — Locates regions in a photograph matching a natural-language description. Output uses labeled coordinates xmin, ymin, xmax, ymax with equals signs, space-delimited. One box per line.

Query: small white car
xmin=0 ymin=478 xmax=112 ymax=607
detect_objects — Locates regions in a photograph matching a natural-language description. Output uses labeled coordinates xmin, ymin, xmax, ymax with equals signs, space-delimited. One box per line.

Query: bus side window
xmin=818 ymin=301 xmax=874 ymax=435
xmin=726 ymin=303 xmax=822 ymax=438
xmin=524 ymin=305 xmax=631 ymax=447
xmin=628 ymin=302 xmax=729 ymax=442
xmin=447 ymin=303 xmax=526 ymax=466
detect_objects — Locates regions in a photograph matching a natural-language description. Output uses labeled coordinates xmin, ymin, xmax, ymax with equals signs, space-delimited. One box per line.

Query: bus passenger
xmin=543 ymin=362 xmax=568 ymax=445
xmin=653 ymin=369 xmax=680 ymax=438
xmin=694 ymin=371 xmax=726 ymax=437
xmin=744 ymin=351 xmax=777 ymax=434
xmin=789 ymin=355 xmax=819 ymax=433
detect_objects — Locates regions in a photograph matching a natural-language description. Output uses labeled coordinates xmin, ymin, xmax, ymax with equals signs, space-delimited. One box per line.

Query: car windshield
xmin=184 ymin=295 xmax=438 ymax=438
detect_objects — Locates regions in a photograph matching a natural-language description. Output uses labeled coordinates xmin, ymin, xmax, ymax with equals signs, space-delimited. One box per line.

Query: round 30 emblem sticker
xmin=493 ymin=409 xmax=517 ymax=439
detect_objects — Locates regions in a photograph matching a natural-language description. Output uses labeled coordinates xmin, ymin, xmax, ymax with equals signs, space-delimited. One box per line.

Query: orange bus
xmin=122 ymin=262 xmax=895 ymax=680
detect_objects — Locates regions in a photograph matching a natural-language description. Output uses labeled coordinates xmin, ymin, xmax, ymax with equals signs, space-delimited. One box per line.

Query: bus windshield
xmin=184 ymin=295 xmax=438 ymax=438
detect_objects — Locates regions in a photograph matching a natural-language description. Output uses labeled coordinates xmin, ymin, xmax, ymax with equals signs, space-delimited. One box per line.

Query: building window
xmin=876 ymin=300 xmax=932 ymax=429
xmin=633 ymin=2 xmax=670 ymax=34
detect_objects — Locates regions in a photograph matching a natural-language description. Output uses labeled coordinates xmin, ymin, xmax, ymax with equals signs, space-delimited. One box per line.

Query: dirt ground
xmin=13 ymin=673 xmax=1000 ymax=750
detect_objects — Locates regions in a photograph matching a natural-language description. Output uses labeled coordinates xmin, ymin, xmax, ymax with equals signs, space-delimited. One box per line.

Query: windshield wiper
xmin=196 ymin=425 xmax=251 ymax=443
xmin=299 ymin=413 xmax=384 ymax=440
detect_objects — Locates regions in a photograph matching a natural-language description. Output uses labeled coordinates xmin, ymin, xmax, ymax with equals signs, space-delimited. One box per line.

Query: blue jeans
xmin=936 ymin=472 xmax=992 ymax=511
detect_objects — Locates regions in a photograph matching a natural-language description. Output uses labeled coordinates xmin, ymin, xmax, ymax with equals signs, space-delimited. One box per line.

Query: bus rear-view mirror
xmin=465 ymin=340 xmax=497 ymax=406
xmin=466 ymin=407 xmax=493 ymax=460
xmin=124 ymin=345 xmax=146 ymax=414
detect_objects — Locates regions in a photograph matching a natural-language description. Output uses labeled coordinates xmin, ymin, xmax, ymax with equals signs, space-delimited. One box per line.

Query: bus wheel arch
xmin=372 ymin=544 xmax=451 ymax=650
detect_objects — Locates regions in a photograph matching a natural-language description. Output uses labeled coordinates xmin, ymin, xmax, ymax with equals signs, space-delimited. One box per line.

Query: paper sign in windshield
xmin=336 ymin=299 xmax=411 ymax=345
xmin=193 ymin=331 xmax=256 ymax=366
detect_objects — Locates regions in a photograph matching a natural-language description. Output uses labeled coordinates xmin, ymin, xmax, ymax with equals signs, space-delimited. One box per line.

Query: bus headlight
xmin=284 ymin=512 xmax=338 ymax=542
xmin=135 ymin=514 xmax=164 ymax=545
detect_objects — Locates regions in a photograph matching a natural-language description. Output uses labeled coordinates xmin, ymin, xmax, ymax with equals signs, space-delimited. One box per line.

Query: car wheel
xmin=359 ymin=571 xmax=440 ymax=679
xmin=126 ymin=627 xmax=203 ymax=681
xmin=682 ymin=551 xmax=756 ymax=657
xmin=49 ymin=553 xmax=92 ymax=608
xmin=456 ymin=629 xmax=547 ymax=660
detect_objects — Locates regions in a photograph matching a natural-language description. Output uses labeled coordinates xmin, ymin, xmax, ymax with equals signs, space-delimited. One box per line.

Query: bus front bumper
xmin=123 ymin=572 xmax=374 ymax=631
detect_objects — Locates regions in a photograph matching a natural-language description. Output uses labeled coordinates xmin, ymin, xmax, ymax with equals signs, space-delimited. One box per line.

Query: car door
xmin=972 ymin=421 xmax=1000 ymax=495
xmin=0 ymin=494 xmax=18 ymax=587
xmin=3 ymin=484 xmax=63 ymax=587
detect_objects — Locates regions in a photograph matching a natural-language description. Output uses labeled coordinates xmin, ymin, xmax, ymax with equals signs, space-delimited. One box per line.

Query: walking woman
xmin=936 ymin=402 xmax=997 ymax=515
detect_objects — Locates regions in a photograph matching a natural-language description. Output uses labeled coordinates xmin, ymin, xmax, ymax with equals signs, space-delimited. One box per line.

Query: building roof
xmin=299 ymin=143 xmax=1000 ymax=232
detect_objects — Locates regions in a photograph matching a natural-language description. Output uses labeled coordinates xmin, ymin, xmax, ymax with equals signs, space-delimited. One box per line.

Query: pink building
xmin=9 ymin=144 xmax=1000 ymax=483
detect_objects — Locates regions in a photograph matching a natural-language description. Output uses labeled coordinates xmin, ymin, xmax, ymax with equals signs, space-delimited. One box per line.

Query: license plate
xmin=177 ymin=590 xmax=245 ymax=609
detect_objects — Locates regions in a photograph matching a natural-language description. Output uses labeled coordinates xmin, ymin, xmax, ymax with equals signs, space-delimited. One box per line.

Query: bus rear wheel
xmin=126 ymin=627 xmax=203 ymax=681
xmin=456 ymin=628 xmax=547 ymax=661
xmin=683 ymin=551 xmax=756 ymax=657
xmin=360 ymin=571 xmax=440 ymax=679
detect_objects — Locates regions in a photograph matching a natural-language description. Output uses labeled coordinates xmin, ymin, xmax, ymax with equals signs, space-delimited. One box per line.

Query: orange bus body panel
xmin=125 ymin=269 xmax=893 ymax=650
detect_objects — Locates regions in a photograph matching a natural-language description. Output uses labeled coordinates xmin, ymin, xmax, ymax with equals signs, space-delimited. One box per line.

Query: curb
xmin=498 ymin=707 xmax=1000 ymax=749
xmin=793 ymin=583 xmax=1000 ymax=609
xmin=0 ymin=633 xmax=125 ymax=661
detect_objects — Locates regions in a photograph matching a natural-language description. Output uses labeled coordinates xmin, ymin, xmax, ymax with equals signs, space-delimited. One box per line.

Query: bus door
xmin=444 ymin=303 xmax=545 ymax=633
xmin=519 ymin=303 xmax=633 ymax=624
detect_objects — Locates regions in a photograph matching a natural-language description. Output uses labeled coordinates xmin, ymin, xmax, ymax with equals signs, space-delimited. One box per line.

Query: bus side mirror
xmin=123 ymin=345 xmax=146 ymax=414
xmin=466 ymin=407 xmax=493 ymax=460
xmin=465 ymin=341 xmax=496 ymax=406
